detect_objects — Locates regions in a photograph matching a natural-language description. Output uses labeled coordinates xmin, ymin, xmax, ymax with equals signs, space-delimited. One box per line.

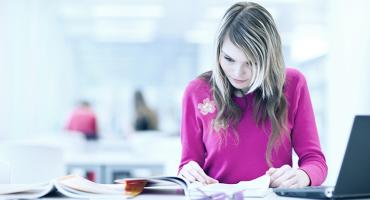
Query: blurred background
xmin=0 ymin=0 xmax=369 ymax=185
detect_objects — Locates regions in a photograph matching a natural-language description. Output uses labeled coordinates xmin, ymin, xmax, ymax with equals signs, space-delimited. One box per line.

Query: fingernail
xmin=208 ymin=179 xmax=218 ymax=184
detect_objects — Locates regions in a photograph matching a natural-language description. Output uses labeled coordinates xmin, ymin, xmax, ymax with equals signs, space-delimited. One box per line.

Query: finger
xmin=197 ymin=171 xmax=219 ymax=184
xmin=194 ymin=168 xmax=218 ymax=184
xmin=266 ymin=168 xmax=276 ymax=175
xmin=269 ymin=165 xmax=291 ymax=181
xmin=179 ymin=168 xmax=196 ymax=182
xmin=277 ymin=176 xmax=297 ymax=188
xmin=189 ymin=161 xmax=206 ymax=174
xmin=272 ymin=169 xmax=296 ymax=186
xmin=180 ymin=168 xmax=196 ymax=182
xmin=207 ymin=176 xmax=219 ymax=184
xmin=288 ymin=183 xmax=299 ymax=189
xmin=188 ymin=161 xmax=216 ymax=184
xmin=272 ymin=170 xmax=296 ymax=187
xmin=187 ymin=168 xmax=207 ymax=184
xmin=296 ymin=169 xmax=311 ymax=187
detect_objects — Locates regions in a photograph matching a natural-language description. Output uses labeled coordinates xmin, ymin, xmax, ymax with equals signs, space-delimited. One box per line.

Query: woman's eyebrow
xmin=221 ymin=50 xmax=234 ymax=60
xmin=221 ymin=50 xmax=252 ymax=63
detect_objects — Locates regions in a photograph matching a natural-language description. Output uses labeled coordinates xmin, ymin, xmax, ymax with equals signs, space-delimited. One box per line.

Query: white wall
xmin=325 ymin=0 xmax=370 ymax=185
xmin=0 ymin=0 xmax=75 ymax=138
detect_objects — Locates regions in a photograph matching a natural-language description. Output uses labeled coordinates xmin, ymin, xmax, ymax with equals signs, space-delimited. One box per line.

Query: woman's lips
xmin=231 ymin=77 xmax=247 ymax=84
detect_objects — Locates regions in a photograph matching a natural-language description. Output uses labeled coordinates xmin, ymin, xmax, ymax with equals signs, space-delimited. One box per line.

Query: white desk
xmin=39 ymin=191 xmax=317 ymax=200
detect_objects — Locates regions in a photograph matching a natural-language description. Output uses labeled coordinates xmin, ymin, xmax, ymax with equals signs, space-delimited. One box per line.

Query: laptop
xmin=274 ymin=115 xmax=370 ymax=199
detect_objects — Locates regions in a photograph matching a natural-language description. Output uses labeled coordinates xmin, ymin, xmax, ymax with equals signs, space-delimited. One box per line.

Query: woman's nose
xmin=233 ymin=64 xmax=245 ymax=77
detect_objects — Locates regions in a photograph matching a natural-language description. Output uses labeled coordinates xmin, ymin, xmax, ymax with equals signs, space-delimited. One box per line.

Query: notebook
xmin=274 ymin=115 xmax=370 ymax=199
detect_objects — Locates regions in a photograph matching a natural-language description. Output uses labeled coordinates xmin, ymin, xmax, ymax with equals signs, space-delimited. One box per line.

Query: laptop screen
xmin=334 ymin=115 xmax=370 ymax=198
xmin=274 ymin=115 xmax=370 ymax=199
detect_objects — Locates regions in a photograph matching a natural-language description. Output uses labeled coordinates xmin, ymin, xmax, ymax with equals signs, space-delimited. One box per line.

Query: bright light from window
xmin=92 ymin=5 xmax=164 ymax=18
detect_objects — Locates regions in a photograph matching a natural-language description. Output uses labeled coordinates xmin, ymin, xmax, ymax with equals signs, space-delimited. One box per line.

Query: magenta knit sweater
xmin=179 ymin=68 xmax=327 ymax=185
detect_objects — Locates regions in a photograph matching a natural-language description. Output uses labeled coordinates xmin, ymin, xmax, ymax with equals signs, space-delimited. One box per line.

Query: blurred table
xmin=64 ymin=134 xmax=181 ymax=183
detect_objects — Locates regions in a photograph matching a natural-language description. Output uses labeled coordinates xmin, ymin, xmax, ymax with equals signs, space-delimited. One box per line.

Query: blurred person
xmin=66 ymin=100 xmax=98 ymax=140
xmin=178 ymin=2 xmax=327 ymax=188
xmin=133 ymin=90 xmax=158 ymax=131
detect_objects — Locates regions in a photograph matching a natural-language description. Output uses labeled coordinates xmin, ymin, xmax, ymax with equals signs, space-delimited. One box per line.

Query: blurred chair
xmin=0 ymin=143 xmax=65 ymax=184
xmin=0 ymin=161 xmax=11 ymax=184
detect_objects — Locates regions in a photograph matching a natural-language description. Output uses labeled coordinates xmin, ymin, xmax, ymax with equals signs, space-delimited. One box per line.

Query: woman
xmin=66 ymin=100 xmax=99 ymax=140
xmin=133 ymin=90 xmax=158 ymax=131
xmin=178 ymin=1 xmax=327 ymax=188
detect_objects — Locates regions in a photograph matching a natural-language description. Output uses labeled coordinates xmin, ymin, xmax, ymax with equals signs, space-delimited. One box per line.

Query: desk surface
xmin=39 ymin=193 xmax=280 ymax=200
xmin=38 ymin=190 xmax=320 ymax=200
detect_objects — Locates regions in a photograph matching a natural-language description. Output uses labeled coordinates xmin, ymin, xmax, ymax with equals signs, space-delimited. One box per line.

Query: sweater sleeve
xmin=178 ymin=81 xmax=206 ymax=173
xmin=291 ymin=73 xmax=328 ymax=186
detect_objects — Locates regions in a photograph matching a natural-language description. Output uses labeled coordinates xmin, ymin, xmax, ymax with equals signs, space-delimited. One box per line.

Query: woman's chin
xmin=231 ymin=83 xmax=249 ymax=90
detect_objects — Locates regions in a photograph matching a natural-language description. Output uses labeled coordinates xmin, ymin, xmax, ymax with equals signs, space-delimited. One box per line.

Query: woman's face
xmin=219 ymin=36 xmax=253 ymax=91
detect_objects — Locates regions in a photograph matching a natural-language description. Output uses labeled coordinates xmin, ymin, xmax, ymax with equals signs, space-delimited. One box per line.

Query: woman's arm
xmin=291 ymin=72 xmax=328 ymax=186
xmin=268 ymin=70 xmax=327 ymax=188
xmin=178 ymin=81 xmax=205 ymax=170
xmin=178 ymin=80 xmax=218 ymax=184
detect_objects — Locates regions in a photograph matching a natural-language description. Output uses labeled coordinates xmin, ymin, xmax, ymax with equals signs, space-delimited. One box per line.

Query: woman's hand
xmin=267 ymin=165 xmax=310 ymax=188
xmin=179 ymin=161 xmax=219 ymax=184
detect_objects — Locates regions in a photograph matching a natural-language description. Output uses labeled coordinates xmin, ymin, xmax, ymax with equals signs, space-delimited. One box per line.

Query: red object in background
xmin=66 ymin=106 xmax=98 ymax=136
xmin=86 ymin=171 xmax=96 ymax=182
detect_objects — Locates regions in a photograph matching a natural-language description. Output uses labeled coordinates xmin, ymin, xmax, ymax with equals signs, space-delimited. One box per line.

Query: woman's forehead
xmin=221 ymin=37 xmax=251 ymax=63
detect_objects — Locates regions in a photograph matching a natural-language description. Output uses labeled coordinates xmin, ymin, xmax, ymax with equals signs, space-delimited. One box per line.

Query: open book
xmin=116 ymin=174 xmax=271 ymax=199
xmin=0 ymin=174 xmax=271 ymax=199
xmin=0 ymin=175 xmax=135 ymax=199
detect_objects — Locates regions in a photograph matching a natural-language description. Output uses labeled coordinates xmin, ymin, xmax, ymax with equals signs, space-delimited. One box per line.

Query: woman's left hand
xmin=267 ymin=165 xmax=310 ymax=188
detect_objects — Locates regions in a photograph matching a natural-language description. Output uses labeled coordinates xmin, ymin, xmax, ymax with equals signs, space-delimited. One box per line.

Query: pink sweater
xmin=179 ymin=68 xmax=327 ymax=186
xmin=66 ymin=108 xmax=97 ymax=135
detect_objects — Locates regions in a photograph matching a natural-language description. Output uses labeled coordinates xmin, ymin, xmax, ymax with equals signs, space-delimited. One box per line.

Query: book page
xmin=0 ymin=182 xmax=51 ymax=194
xmin=57 ymin=175 xmax=124 ymax=194
xmin=190 ymin=174 xmax=271 ymax=198
xmin=115 ymin=176 xmax=188 ymax=196
xmin=0 ymin=182 xmax=54 ymax=199
xmin=115 ymin=174 xmax=270 ymax=198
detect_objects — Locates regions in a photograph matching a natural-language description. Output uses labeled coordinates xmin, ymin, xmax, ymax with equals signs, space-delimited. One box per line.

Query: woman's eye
xmin=224 ymin=56 xmax=233 ymax=62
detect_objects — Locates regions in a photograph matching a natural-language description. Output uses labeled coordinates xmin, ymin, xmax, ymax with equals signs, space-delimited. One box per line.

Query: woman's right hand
xmin=179 ymin=161 xmax=219 ymax=184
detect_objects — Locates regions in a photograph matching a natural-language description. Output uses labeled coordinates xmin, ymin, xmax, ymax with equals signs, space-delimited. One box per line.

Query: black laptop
xmin=274 ymin=115 xmax=370 ymax=199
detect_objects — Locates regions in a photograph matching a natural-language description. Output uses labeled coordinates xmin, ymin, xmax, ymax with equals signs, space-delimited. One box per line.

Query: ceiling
xmin=55 ymin=0 xmax=327 ymax=44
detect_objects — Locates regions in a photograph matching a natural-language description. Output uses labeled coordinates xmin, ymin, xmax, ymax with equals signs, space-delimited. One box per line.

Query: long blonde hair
xmin=203 ymin=1 xmax=288 ymax=167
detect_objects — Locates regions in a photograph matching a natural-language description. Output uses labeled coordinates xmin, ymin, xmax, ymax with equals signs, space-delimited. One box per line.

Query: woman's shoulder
xmin=184 ymin=72 xmax=212 ymax=95
xmin=285 ymin=67 xmax=306 ymax=83
xmin=285 ymin=67 xmax=308 ymax=92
